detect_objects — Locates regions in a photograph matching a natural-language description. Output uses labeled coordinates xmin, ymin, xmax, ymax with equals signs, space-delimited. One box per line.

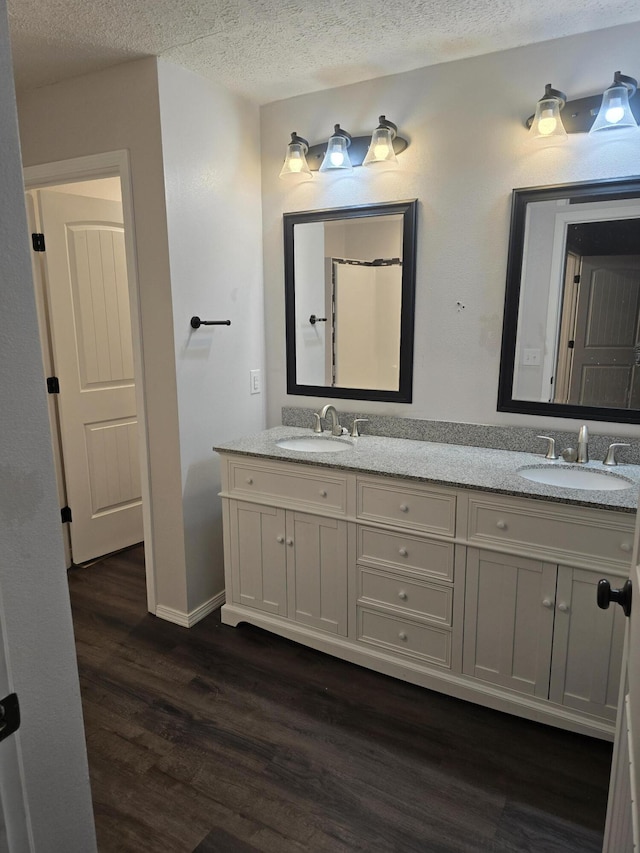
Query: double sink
xmin=276 ymin=435 xmax=634 ymax=492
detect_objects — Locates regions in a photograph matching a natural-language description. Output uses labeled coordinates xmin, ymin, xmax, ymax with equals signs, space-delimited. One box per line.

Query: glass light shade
xmin=363 ymin=125 xmax=398 ymax=168
xmin=590 ymin=78 xmax=638 ymax=133
xmin=319 ymin=127 xmax=353 ymax=172
xmin=279 ymin=134 xmax=312 ymax=181
xmin=528 ymin=97 xmax=567 ymax=142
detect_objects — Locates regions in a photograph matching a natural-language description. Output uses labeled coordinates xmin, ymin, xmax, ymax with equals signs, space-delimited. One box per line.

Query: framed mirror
xmin=284 ymin=199 xmax=418 ymax=402
xmin=498 ymin=177 xmax=640 ymax=424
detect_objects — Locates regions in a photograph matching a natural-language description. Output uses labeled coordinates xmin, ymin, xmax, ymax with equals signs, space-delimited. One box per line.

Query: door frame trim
xmin=24 ymin=150 xmax=156 ymax=612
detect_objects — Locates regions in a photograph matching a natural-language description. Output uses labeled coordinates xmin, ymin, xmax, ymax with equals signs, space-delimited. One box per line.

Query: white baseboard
xmin=155 ymin=590 xmax=225 ymax=628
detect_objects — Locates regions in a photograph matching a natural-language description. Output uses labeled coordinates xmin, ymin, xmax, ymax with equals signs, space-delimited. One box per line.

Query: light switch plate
xmin=250 ymin=369 xmax=261 ymax=394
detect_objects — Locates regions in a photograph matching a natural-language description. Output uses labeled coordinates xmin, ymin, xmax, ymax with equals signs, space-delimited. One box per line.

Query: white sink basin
xmin=276 ymin=436 xmax=353 ymax=453
xmin=518 ymin=466 xmax=632 ymax=491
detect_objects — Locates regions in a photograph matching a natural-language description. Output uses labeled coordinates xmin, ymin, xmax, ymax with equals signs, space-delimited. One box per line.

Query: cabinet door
xmin=287 ymin=511 xmax=348 ymax=636
xmin=229 ymin=501 xmax=287 ymax=616
xmin=549 ymin=566 xmax=626 ymax=720
xmin=463 ymin=549 xmax=556 ymax=697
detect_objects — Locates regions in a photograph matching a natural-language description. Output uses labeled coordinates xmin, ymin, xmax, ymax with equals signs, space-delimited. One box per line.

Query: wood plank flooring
xmin=68 ymin=546 xmax=612 ymax=852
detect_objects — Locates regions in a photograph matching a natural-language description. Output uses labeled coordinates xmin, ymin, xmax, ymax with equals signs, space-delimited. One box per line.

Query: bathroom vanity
xmin=215 ymin=427 xmax=639 ymax=740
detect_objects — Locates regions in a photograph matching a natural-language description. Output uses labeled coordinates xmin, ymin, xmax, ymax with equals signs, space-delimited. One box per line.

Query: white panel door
xmin=38 ymin=190 xmax=143 ymax=563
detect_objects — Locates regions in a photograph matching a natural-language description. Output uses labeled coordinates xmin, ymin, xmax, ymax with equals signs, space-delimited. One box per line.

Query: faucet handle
xmin=536 ymin=436 xmax=558 ymax=460
xmin=351 ymin=418 xmax=369 ymax=437
xmin=603 ymin=443 xmax=630 ymax=466
xmin=312 ymin=412 xmax=322 ymax=433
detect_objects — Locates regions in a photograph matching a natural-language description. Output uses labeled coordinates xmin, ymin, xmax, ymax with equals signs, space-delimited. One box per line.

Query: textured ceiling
xmin=7 ymin=0 xmax=640 ymax=104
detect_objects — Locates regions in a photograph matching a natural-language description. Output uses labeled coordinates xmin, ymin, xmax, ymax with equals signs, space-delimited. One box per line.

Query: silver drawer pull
xmin=621 ymin=542 xmax=632 ymax=552
xmin=246 ymin=477 xmax=254 ymax=485
xmin=276 ymin=535 xmax=284 ymax=543
xmin=558 ymin=602 xmax=569 ymax=612
xmin=319 ymin=489 xmax=328 ymax=497
xmin=542 ymin=598 xmax=553 ymax=608
xmin=286 ymin=538 xmax=294 ymax=546
xmin=398 ymin=590 xmax=408 ymax=600
xmin=398 ymin=547 xmax=408 ymax=557
xmin=399 ymin=504 xmax=409 ymax=512
xmin=496 ymin=519 xmax=507 ymax=530
xmin=398 ymin=631 xmax=408 ymax=641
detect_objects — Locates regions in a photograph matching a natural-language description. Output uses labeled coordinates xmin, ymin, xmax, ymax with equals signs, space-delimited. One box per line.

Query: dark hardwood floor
xmin=68 ymin=546 xmax=612 ymax=852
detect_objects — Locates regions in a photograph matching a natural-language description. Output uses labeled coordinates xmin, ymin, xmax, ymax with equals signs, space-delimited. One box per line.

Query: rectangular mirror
xmin=498 ymin=177 xmax=640 ymax=424
xmin=284 ymin=200 xmax=418 ymax=402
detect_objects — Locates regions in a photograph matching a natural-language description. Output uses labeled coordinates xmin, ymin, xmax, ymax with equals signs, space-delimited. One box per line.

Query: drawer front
xmin=467 ymin=494 xmax=634 ymax=568
xmin=357 ymin=479 xmax=455 ymax=535
xmin=228 ymin=460 xmax=347 ymax=513
xmin=358 ymin=567 xmax=452 ymax=625
xmin=358 ymin=526 xmax=454 ymax=581
xmin=357 ymin=608 xmax=451 ymax=667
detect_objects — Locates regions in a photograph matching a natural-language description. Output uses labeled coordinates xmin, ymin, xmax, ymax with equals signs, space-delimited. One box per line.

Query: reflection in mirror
xmin=498 ymin=178 xmax=640 ymax=424
xmin=284 ymin=200 xmax=417 ymax=402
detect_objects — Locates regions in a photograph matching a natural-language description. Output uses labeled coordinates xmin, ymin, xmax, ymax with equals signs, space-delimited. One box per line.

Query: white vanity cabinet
xmin=219 ymin=452 xmax=634 ymax=739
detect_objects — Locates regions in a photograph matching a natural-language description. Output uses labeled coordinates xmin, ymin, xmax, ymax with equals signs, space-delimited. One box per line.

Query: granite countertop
xmin=214 ymin=426 xmax=640 ymax=513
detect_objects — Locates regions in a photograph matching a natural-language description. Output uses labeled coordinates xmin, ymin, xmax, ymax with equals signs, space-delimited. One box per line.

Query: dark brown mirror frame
xmin=497 ymin=176 xmax=640 ymax=424
xmin=284 ymin=199 xmax=418 ymax=403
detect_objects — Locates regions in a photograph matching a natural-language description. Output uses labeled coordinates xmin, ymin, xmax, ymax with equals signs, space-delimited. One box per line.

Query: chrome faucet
xmin=316 ymin=404 xmax=343 ymax=436
xmin=576 ymin=424 xmax=589 ymax=463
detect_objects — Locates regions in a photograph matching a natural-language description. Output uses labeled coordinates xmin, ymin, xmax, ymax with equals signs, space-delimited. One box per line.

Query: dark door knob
xmin=597 ymin=578 xmax=632 ymax=617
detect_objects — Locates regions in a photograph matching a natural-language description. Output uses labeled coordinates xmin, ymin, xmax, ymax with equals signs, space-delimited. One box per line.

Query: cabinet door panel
xmin=230 ymin=501 xmax=287 ymax=615
xmin=463 ymin=549 xmax=556 ymax=697
xmin=549 ymin=566 xmax=625 ymax=720
xmin=287 ymin=512 xmax=348 ymax=636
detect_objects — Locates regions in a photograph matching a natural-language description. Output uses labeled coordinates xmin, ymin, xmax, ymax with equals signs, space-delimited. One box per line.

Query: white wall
xmin=16 ymin=59 xmax=190 ymax=614
xmin=0 ymin=0 xmax=96 ymax=846
xmin=156 ymin=61 xmax=265 ymax=610
xmin=261 ymin=21 xmax=640 ymax=437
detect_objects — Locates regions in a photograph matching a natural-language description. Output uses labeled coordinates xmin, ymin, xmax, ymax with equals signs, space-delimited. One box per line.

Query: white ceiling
xmin=7 ymin=0 xmax=640 ymax=104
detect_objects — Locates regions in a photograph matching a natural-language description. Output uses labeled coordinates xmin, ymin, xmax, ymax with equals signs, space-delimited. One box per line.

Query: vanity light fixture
xmin=590 ymin=71 xmax=639 ymax=133
xmin=526 ymin=72 xmax=640 ymax=138
xmin=278 ymin=116 xmax=409 ymax=179
xmin=527 ymin=84 xmax=568 ymax=142
xmin=319 ymin=125 xmax=353 ymax=172
xmin=279 ymin=132 xmax=313 ymax=181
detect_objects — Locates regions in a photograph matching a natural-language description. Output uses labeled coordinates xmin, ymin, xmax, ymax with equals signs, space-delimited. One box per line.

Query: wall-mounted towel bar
xmin=190 ymin=316 xmax=232 ymax=329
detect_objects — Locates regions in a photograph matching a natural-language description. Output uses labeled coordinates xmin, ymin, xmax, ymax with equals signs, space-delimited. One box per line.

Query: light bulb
xmin=537 ymin=109 xmax=557 ymax=136
xmin=330 ymin=150 xmax=345 ymax=167
xmin=605 ymin=98 xmax=624 ymax=124
xmin=373 ymin=141 xmax=392 ymax=159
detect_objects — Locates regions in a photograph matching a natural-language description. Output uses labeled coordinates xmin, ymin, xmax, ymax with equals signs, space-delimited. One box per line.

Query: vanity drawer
xmin=358 ymin=526 xmax=454 ymax=581
xmin=227 ymin=459 xmax=347 ymax=514
xmin=357 ymin=608 xmax=451 ymax=667
xmin=467 ymin=493 xmax=634 ymax=568
xmin=357 ymin=478 xmax=456 ymax=535
xmin=358 ymin=567 xmax=453 ymax=625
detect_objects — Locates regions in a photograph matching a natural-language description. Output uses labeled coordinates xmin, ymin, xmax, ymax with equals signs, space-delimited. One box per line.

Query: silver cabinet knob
xmin=496 ymin=520 xmax=507 ymax=530
xmin=398 ymin=547 xmax=408 ymax=557
xmin=542 ymin=598 xmax=553 ymax=608
xmin=398 ymin=590 xmax=408 ymax=600
xmin=276 ymin=535 xmax=284 ymax=543
xmin=399 ymin=504 xmax=409 ymax=513
xmin=558 ymin=602 xmax=569 ymax=612
xmin=621 ymin=542 xmax=632 ymax=553
xmin=398 ymin=631 xmax=408 ymax=641
xmin=286 ymin=538 xmax=294 ymax=546
xmin=246 ymin=477 xmax=253 ymax=485
xmin=319 ymin=489 xmax=328 ymax=497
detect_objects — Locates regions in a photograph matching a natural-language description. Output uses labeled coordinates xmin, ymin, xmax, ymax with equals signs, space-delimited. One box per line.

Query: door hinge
xmin=31 ymin=233 xmax=46 ymax=252
xmin=568 ymin=340 xmax=575 ymax=349
xmin=61 ymin=506 xmax=72 ymax=524
xmin=47 ymin=376 xmax=60 ymax=394
xmin=0 ymin=694 xmax=20 ymax=744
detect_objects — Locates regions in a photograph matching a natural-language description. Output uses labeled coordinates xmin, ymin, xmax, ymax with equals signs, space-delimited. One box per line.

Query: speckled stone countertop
xmin=214 ymin=427 xmax=640 ymax=513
